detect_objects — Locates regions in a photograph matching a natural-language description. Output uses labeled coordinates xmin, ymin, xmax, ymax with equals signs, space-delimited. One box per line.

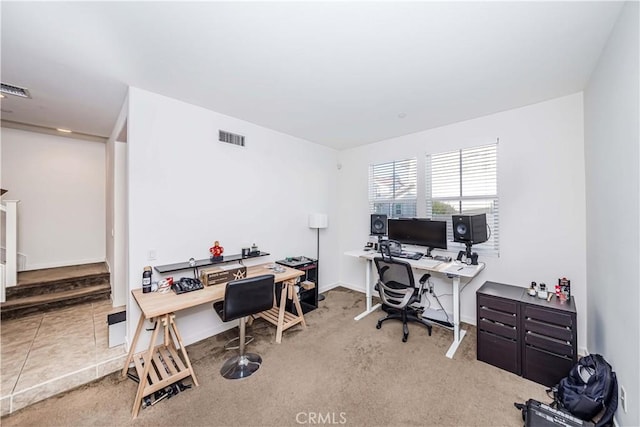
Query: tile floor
xmin=0 ymin=300 xmax=127 ymax=416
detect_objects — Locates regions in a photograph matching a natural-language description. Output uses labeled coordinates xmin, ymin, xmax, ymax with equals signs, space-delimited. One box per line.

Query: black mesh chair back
xmin=373 ymin=257 xmax=432 ymax=342
xmin=374 ymin=257 xmax=416 ymax=308
xmin=213 ymin=274 xmax=275 ymax=379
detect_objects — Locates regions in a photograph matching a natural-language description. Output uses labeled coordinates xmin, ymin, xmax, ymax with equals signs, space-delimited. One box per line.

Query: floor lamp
xmin=308 ymin=213 xmax=328 ymax=302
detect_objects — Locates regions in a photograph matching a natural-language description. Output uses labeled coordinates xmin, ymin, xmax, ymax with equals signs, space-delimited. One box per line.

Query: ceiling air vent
xmin=219 ymin=130 xmax=245 ymax=147
xmin=1 ymin=83 xmax=31 ymax=98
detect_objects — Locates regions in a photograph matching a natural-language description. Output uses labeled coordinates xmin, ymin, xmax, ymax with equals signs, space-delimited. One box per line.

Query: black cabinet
xmin=521 ymin=294 xmax=577 ymax=387
xmin=476 ymin=281 xmax=578 ymax=387
xmin=275 ymin=257 xmax=318 ymax=315
xmin=476 ymin=282 xmax=523 ymax=376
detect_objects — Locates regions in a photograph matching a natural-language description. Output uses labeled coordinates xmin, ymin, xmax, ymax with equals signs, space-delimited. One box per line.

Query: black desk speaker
xmin=452 ymin=213 xmax=488 ymax=244
xmin=370 ymin=214 xmax=387 ymax=235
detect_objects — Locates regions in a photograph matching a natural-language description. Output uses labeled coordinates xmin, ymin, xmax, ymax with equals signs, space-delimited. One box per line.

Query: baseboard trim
xmin=327 ymin=282 xmax=365 ymax=293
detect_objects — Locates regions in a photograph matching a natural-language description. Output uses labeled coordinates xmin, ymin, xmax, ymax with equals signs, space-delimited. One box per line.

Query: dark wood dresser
xmin=476 ymin=281 xmax=577 ymax=387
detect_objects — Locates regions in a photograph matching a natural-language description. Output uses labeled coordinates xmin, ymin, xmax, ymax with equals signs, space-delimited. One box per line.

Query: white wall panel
xmin=584 ymin=3 xmax=639 ymax=425
xmin=1 ymin=128 xmax=106 ymax=270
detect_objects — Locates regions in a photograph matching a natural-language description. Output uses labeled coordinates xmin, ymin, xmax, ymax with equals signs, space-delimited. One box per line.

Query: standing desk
xmin=121 ymin=263 xmax=305 ymax=418
xmin=344 ymin=250 xmax=484 ymax=358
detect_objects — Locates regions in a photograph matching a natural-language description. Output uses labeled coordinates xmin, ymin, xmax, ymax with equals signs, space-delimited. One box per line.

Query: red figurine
xmin=210 ymin=241 xmax=224 ymax=258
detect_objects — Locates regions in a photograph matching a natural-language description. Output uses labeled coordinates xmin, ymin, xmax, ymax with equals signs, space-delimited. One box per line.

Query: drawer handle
xmin=481 ymin=318 xmax=516 ymax=329
xmin=526 ymin=331 xmax=571 ymax=345
xmin=482 ymin=306 xmax=516 ymax=316
xmin=525 ymin=344 xmax=573 ymax=360
xmin=526 ymin=316 xmax=573 ymax=330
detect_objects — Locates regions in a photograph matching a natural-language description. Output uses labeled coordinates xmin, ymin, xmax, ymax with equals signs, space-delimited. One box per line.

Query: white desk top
xmin=345 ymin=249 xmax=484 ymax=278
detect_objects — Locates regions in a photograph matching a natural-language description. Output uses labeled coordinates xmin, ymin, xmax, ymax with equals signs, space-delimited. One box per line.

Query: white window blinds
xmin=369 ymin=158 xmax=417 ymax=218
xmin=426 ymin=142 xmax=499 ymax=254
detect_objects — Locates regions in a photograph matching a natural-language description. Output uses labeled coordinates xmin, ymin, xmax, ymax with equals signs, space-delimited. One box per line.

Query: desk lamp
xmin=308 ymin=213 xmax=328 ymax=301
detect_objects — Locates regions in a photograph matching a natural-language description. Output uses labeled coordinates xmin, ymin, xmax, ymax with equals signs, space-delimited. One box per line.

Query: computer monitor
xmin=387 ymin=218 xmax=447 ymax=256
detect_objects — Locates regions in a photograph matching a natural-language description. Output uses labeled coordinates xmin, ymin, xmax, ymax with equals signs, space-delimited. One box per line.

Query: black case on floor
xmin=516 ymin=399 xmax=594 ymax=427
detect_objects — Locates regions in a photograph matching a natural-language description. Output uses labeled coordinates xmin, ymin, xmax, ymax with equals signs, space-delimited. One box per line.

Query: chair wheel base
xmin=220 ymin=353 xmax=262 ymax=380
xmin=376 ymin=322 xmax=382 ymax=329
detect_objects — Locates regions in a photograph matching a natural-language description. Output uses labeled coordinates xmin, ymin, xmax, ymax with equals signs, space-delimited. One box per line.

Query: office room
xmin=0 ymin=2 xmax=638 ymax=426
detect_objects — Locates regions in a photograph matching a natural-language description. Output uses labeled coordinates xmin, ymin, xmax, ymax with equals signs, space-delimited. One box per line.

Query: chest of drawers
xmin=476 ymin=281 xmax=577 ymax=387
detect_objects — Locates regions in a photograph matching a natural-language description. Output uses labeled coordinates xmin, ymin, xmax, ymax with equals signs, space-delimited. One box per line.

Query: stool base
xmin=220 ymin=353 xmax=262 ymax=380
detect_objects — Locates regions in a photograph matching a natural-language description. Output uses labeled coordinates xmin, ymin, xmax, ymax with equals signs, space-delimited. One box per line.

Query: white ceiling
xmin=0 ymin=1 xmax=624 ymax=150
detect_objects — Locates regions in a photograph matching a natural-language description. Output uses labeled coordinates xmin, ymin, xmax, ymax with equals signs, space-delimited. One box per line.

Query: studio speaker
xmin=452 ymin=213 xmax=488 ymax=244
xmin=370 ymin=214 xmax=387 ymax=236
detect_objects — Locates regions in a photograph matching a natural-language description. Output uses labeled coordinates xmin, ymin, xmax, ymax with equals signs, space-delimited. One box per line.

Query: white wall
xmin=112 ymin=142 xmax=128 ymax=307
xmin=106 ymin=96 xmax=129 ymax=308
xmin=584 ymin=2 xmax=639 ymax=425
xmin=126 ymin=87 xmax=339 ymax=352
xmin=1 ymin=128 xmax=106 ymax=270
xmin=105 ymin=138 xmax=128 ymax=307
xmin=338 ymin=93 xmax=588 ymax=349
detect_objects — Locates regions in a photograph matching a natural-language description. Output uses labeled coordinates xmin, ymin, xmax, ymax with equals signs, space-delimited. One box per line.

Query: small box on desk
xmin=200 ymin=264 xmax=247 ymax=286
xmin=300 ymin=280 xmax=315 ymax=290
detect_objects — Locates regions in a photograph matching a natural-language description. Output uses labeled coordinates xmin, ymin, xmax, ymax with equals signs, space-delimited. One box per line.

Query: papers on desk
xmin=442 ymin=263 xmax=482 ymax=276
xmin=416 ymin=258 xmax=442 ymax=269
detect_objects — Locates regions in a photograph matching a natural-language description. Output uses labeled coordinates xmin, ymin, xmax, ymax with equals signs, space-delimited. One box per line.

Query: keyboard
xmin=394 ymin=251 xmax=423 ymax=260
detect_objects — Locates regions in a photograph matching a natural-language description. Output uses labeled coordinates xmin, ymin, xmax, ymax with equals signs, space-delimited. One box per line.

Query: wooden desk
xmin=121 ymin=262 xmax=305 ymax=418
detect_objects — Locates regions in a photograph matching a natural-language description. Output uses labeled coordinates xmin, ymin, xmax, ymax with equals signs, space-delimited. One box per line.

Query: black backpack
xmin=550 ymin=354 xmax=618 ymax=427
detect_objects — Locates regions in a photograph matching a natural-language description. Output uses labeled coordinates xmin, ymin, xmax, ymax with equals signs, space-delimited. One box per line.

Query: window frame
xmin=426 ymin=142 xmax=499 ymax=256
xmin=368 ymin=157 xmax=418 ymax=220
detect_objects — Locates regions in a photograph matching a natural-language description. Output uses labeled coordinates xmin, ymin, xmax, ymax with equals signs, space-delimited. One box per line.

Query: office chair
xmin=374 ymin=252 xmax=432 ymax=342
xmin=212 ymin=274 xmax=275 ymax=380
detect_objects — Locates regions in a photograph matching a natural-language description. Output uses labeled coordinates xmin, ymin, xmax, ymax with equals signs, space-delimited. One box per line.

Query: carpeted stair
xmin=1 ymin=262 xmax=110 ymax=319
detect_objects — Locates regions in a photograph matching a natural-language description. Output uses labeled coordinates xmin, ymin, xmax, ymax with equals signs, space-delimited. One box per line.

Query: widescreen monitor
xmin=387 ymin=218 xmax=448 ymax=251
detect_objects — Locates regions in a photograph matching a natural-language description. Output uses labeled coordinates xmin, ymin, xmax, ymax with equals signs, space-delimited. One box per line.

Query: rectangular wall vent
xmin=219 ymin=130 xmax=245 ymax=147
xmin=1 ymin=83 xmax=31 ymax=98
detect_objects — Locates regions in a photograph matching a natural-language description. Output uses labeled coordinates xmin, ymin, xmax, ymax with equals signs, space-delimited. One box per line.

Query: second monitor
xmin=387 ymin=218 xmax=447 ymax=257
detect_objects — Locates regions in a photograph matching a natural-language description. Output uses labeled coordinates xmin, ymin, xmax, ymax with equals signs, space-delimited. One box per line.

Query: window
xmin=369 ymin=158 xmax=417 ymax=218
xmin=426 ymin=142 xmax=499 ymax=254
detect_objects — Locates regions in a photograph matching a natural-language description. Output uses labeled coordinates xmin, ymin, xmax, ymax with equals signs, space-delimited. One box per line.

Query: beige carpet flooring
xmin=0 ymin=287 xmax=549 ymax=426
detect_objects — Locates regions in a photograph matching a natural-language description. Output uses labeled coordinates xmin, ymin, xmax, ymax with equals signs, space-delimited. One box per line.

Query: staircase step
xmin=2 ymin=262 xmax=111 ymax=320
xmin=1 ymin=283 xmax=111 ymax=319
xmin=8 ymin=262 xmax=109 ymax=299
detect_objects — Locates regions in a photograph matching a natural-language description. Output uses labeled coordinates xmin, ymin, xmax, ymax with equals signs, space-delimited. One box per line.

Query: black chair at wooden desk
xmin=213 ymin=274 xmax=275 ymax=380
xmin=374 ymin=252 xmax=432 ymax=342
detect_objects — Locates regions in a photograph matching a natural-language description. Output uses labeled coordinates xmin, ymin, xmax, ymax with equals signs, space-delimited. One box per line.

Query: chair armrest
xmin=419 ymin=273 xmax=431 ymax=285
xmin=418 ymin=273 xmax=431 ymax=295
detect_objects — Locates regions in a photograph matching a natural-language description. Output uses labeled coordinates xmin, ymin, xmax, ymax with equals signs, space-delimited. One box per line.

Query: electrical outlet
xmin=148 ymin=249 xmax=157 ymax=261
xmin=620 ymin=385 xmax=627 ymax=413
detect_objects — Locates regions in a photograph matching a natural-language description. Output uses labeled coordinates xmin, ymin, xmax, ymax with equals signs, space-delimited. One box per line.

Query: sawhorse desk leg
xmin=122 ymin=313 xmax=200 ymax=418
xmin=131 ymin=315 xmax=162 ymax=417
xmin=257 ymin=279 xmax=307 ymax=343
xmin=121 ymin=313 xmax=145 ymax=379
xmin=274 ymin=280 xmax=307 ymax=343
xmin=168 ymin=315 xmax=199 ymax=387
